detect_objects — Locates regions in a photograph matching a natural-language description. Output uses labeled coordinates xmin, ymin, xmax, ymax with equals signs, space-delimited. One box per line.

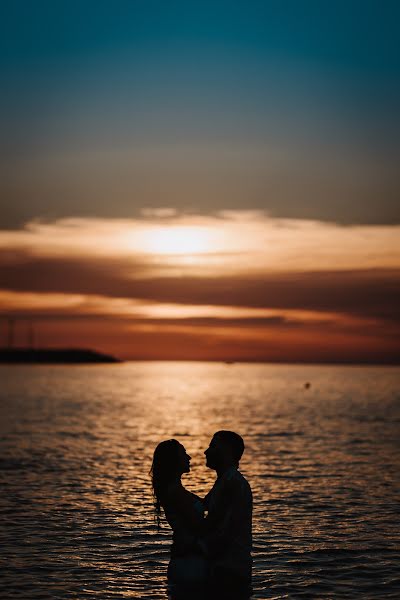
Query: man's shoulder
xmin=238 ymin=469 xmax=252 ymax=491
xmin=225 ymin=468 xmax=252 ymax=495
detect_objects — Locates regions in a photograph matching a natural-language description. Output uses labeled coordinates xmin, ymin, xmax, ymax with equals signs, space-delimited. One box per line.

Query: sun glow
xmin=139 ymin=226 xmax=215 ymax=255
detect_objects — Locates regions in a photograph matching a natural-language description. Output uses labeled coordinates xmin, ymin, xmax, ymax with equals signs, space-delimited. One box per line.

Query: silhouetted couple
xmin=151 ymin=431 xmax=252 ymax=599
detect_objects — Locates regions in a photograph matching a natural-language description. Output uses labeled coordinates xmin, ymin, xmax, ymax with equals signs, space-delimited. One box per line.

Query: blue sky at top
xmin=1 ymin=1 xmax=399 ymax=226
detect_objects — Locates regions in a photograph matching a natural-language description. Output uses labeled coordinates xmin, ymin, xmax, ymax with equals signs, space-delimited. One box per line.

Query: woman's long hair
xmin=150 ymin=439 xmax=182 ymax=529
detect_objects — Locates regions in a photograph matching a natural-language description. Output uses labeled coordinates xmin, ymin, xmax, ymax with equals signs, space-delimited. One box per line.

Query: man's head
xmin=204 ymin=430 xmax=245 ymax=471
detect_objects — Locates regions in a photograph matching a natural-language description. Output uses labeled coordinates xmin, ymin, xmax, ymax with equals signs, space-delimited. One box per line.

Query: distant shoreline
xmin=0 ymin=351 xmax=398 ymax=366
xmin=0 ymin=348 xmax=122 ymax=364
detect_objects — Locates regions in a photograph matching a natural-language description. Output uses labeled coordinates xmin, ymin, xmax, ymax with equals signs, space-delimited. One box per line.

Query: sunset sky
xmin=1 ymin=1 xmax=399 ymax=362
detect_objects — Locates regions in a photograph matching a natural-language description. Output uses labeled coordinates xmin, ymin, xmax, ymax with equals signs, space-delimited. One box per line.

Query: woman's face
xmin=177 ymin=443 xmax=191 ymax=474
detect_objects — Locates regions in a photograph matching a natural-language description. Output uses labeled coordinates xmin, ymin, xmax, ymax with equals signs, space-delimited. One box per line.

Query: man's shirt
xmin=203 ymin=466 xmax=252 ymax=579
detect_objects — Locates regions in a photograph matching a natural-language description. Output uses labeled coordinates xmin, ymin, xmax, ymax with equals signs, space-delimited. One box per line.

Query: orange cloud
xmin=1 ymin=214 xmax=399 ymax=272
xmin=1 ymin=214 xmax=399 ymax=362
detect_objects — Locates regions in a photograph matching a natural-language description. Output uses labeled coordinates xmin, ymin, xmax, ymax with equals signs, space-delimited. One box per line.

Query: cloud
xmin=1 ymin=214 xmax=399 ymax=271
xmin=2 ymin=288 xmax=390 ymax=334
xmin=0 ymin=214 xmax=398 ymax=325
xmin=1 ymin=215 xmax=398 ymax=361
xmin=0 ymin=251 xmax=399 ymax=324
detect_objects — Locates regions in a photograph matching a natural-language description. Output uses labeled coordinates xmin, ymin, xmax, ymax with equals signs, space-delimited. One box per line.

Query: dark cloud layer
xmin=1 ymin=253 xmax=399 ymax=324
xmin=3 ymin=311 xmax=397 ymax=347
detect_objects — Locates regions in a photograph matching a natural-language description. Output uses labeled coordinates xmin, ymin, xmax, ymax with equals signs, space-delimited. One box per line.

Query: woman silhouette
xmin=150 ymin=439 xmax=208 ymax=595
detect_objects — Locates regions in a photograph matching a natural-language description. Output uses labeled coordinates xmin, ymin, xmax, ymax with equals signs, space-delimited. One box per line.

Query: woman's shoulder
xmin=164 ymin=484 xmax=202 ymax=510
xmin=163 ymin=482 xmax=188 ymax=504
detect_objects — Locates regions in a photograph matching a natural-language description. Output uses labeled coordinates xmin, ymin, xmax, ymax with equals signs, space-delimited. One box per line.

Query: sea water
xmin=1 ymin=362 xmax=399 ymax=598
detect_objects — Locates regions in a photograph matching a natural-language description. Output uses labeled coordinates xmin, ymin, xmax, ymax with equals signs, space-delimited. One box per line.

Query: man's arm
xmin=201 ymin=478 xmax=249 ymax=558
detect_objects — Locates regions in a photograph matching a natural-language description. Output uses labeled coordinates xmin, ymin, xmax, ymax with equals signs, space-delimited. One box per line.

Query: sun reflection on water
xmin=0 ymin=362 xmax=399 ymax=598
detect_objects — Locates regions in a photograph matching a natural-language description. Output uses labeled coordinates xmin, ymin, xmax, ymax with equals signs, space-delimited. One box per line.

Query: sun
xmin=141 ymin=226 xmax=214 ymax=255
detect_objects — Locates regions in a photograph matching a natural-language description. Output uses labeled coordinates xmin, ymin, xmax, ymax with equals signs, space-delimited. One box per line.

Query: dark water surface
xmin=1 ymin=362 xmax=399 ymax=598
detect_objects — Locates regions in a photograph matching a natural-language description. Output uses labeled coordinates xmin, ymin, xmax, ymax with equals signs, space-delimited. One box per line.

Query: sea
xmin=1 ymin=362 xmax=399 ymax=599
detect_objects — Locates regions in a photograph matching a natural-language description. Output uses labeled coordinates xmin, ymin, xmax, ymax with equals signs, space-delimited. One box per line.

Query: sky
xmin=1 ymin=1 xmax=399 ymax=362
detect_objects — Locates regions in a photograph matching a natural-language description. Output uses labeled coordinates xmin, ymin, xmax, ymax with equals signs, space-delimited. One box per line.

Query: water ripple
xmin=1 ymin=363 xmax=399 ymax=598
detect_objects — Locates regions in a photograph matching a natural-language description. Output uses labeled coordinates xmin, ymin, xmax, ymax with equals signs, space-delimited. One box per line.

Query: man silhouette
xmin=201 ymin=431 xmax=252 ymax=598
